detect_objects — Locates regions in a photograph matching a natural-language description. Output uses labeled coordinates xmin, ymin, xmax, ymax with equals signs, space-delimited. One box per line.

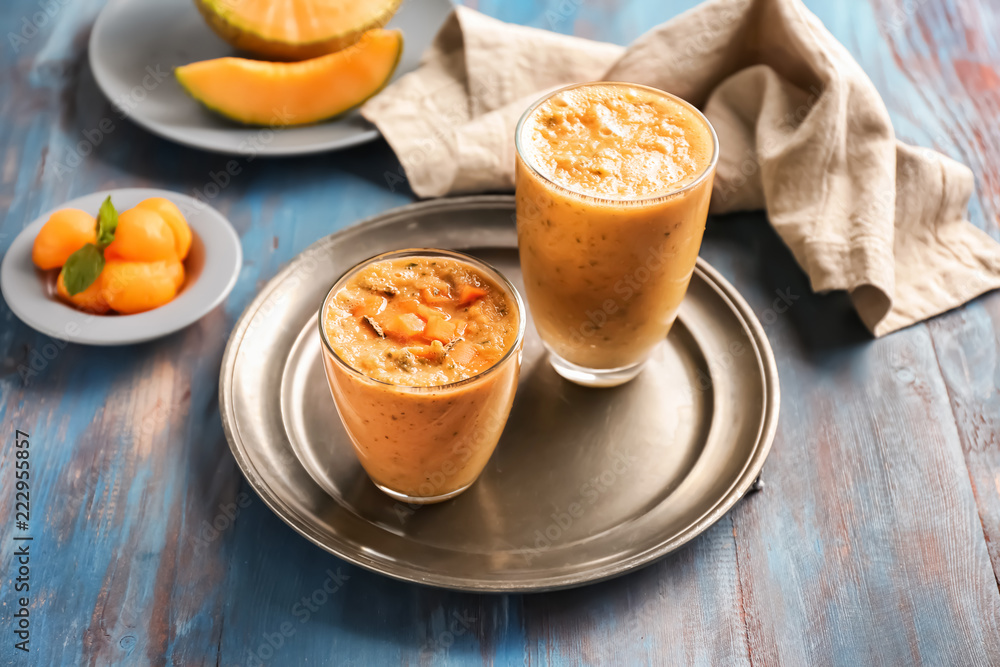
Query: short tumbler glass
xmin=319 ymin=249 xmax=525 ymax=504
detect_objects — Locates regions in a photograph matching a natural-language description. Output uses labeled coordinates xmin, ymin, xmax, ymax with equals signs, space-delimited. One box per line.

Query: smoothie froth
xmin=520 ymin=84 xmax=714 ymax=199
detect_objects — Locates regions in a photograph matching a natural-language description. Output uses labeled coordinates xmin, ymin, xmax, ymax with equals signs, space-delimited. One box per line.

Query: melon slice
xmin=175 ymin=29 xmax=403 ymax=126
xmin=195 ymin=0 xmax=403 ymax=61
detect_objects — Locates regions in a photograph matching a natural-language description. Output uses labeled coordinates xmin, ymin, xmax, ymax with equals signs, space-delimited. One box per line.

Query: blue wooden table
xmin=2 ymin=0 xmax=1000 ymax=665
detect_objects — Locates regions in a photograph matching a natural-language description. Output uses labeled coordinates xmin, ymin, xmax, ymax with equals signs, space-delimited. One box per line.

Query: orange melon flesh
xmin=175 ymin=29 xmax=403 ymax=126
xmin=195 ymin=0 xmax=402 ymax=61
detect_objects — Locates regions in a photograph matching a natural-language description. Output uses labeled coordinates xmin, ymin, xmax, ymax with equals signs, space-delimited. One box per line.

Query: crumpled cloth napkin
xmin=362 ymin=0 xmax=1000 ymax=336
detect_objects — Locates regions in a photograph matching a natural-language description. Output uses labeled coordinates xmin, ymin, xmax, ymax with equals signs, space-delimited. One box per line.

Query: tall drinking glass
xmin=515 ymin=82 xmax=719 ymax=387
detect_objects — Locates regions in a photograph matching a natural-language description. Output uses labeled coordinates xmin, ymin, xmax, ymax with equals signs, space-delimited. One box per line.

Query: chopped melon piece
xmin=195 ymin=0 xmax=403 ymax=61
xmin=175 ymin=29 xmax=403 ymax=126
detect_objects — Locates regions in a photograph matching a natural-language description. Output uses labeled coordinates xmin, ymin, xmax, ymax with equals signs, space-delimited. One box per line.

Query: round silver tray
xmin=220 ymin=195 xmax=779 ymax=592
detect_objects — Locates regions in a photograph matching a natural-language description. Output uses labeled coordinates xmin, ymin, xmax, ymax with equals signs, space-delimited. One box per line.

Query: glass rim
xmin=514 ymin=80 xmax=721 ymax=206
xmin=318 ymin=248 xmax=526 ymax=393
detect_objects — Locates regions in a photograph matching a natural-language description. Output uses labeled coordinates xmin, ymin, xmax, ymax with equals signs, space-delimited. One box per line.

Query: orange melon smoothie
xmin=515 ymin=82 xmax=718 ymax=387
xmin=319 ymin=249 xmax=525 ymax=503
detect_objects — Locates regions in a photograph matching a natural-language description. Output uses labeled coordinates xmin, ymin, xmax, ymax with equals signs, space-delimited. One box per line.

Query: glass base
xmin=547 ymin=351 xmax=647 ymax=388
xmin=373 ymin=480 xmax=473 ymax=505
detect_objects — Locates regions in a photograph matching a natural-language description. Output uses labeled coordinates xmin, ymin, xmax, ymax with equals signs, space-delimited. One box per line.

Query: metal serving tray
xmin=220 ymin=195 xmax=779 ymax=592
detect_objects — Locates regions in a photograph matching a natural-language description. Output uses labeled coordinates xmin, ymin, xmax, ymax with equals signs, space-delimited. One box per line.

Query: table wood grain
xmin=1 ymin=0 xmax=998 ymax=665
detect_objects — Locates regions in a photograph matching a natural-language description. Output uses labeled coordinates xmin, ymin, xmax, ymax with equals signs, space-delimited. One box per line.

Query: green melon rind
xmin=174 ymin=32 xmax=404 ymax=127
xmin=194 ymin=0 xmax=403 ymax=61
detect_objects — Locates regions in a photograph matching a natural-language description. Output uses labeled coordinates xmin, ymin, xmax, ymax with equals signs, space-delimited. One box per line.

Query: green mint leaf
xmin=62 ymin=243 xmax=105 ymax=296
xmin=96 ymin=196 xmax=118 ymax=248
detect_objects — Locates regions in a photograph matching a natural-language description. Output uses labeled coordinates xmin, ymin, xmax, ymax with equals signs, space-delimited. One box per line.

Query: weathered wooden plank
xmin=926 ymin=306 xmax=1000 ymax=579
xmin=2 ymin=0 xmax=1000 ymax=665
xmin=867 ymin=0 xmax=1000 ymax=592
xmin=704 ymin=2 xmax=1000 ymax=662
xmin=472 ymin=0 xmax=702 ymax=44
xmin=699 ymin=213 xmax=1000 ymax=666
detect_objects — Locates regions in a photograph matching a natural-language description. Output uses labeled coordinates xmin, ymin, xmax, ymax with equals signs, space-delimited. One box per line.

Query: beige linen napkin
xmin=362 ymin=0 xmax=1000 ymax=336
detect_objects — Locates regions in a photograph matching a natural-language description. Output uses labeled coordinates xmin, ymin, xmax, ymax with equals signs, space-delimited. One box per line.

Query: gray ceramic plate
xmin=88 ymin=0 xmax=452 ymax=156
xmin=220 ymin=195 xmax=779 ymax=592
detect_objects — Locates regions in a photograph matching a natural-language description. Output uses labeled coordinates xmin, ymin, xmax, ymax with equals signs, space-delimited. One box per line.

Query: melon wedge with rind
xmin=175 ymin=29 xmax=403 ymax=127
xmin=194 ymin=0 xmax=404 ymax=61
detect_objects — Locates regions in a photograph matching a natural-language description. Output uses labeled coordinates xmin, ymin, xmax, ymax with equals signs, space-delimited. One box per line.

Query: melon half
xmin=175 ymin=29 xmax=403 ymax=126
xmin=195 ymin=0 xmax=403 ymax=61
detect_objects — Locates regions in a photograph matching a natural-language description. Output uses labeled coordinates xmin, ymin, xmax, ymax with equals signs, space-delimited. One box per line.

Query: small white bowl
xmin=1 ymin=188 xmax=242 ymax=345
